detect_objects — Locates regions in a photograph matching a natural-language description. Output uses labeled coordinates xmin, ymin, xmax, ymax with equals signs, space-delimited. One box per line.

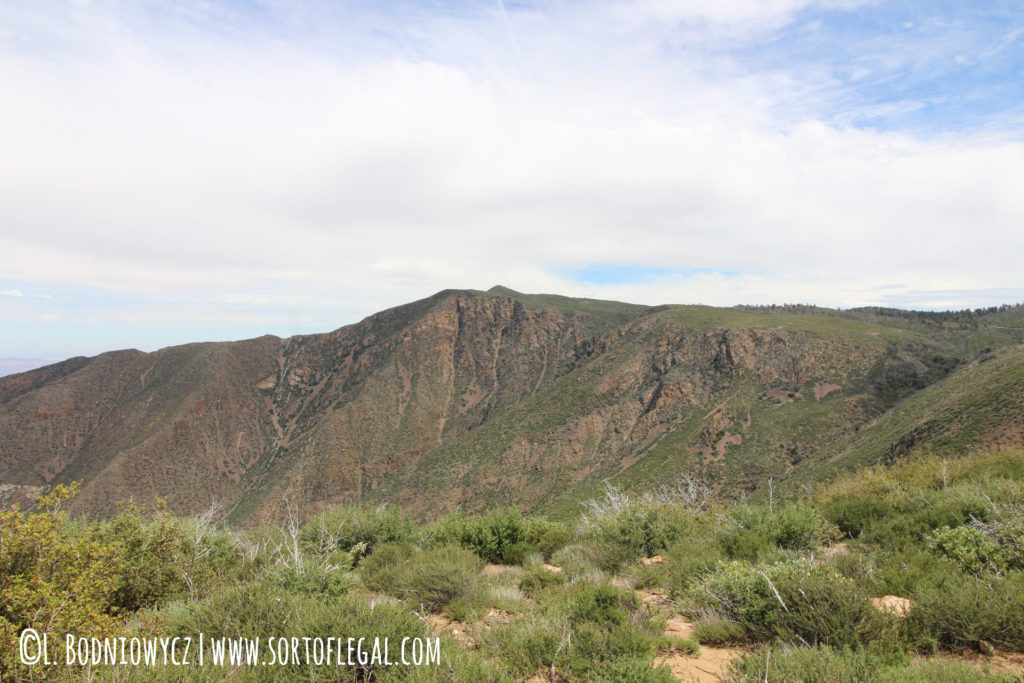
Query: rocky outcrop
xmin=2 ymin=289 xmax=1017 ymax=523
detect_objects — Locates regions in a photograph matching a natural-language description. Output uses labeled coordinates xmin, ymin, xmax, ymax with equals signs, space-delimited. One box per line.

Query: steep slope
xmin=1 ymin=289 xmax=1021 ymax=523
xmin=0 ymin=289 xmax=643 ymax=520
xmin=366 ymin=305 xmax=947 ymax=516
xmin=788 ymin=343 xmax=1024 ymax=489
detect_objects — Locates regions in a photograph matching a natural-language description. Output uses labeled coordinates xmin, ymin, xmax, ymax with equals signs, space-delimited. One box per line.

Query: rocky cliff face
xmin=1 ymin=288 xmax=1020 ymax=522
xmin=0 ymin=290 xmax=618 ymax=520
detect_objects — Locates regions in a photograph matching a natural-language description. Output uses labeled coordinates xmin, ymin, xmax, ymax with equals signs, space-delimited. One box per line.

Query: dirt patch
xmin=871 ymin=595 xmax=913 ymax=618
xmin=762 ymin=387 xmax=795 ymax=405
xmin=482 ymin=608 xmax=515 ymax=627
xmin=635 ymin=587 xmax=672 ymax=609
xmin=814 ymin=381 xmax=842 ymax=400
xmin=716 ymin=433 xmax=743 ymax=456
xmin=426 ymin=613 xmax=476 ymax=647
xmin=665 ymin=616 xmax=696 ymax=640
xmin=526 ymin=668 xmax=568 ymax=682
xmin=655 ymin=613 xmax=746 ymax=681
xmin=655 ymin=645 xmax=744 ymax=682
xmin=813 ymin=541 xmax=849 ymax=564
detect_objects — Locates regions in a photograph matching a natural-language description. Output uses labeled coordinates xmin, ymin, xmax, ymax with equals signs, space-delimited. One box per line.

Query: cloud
xmin=0 ymin=0 xmax=1022 ymax=357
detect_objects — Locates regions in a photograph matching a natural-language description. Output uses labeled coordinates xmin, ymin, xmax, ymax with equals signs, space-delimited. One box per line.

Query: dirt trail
xmin=656 ymin=646 xmax=744 ymax=683
xmin=438 ymin=567 xmax=747 ymax=681
xmin=639 ymin=588 xmax=746 ymax=682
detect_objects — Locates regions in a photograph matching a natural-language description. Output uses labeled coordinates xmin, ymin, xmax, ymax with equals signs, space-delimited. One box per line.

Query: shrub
xmin=926 ymin=525 xmax=1007 ymax=575
xmin=161 ymin=581 xmax=504 ymax=682
xmin=588 ymin=657 xmax=677 ymax=682
xmin=550 ymin=544 xmax=603 ymax=581
xmin=727 ymin=645 xmax=880 ymax=683
xmin=579 ymin=496 xmax=703 ymax=570
xmin=359 ymin=543 xmax=485 ymax=611
xmin=689 ymin=560 xmax=895 ymax=648
xmin=661 ymin=536 xmax=726 ymax=593
xmin=480 ymin=615 xmax=570 ymax=677
xmin=719 ymin=528 xmax=774 ymax=562
xmin=427 ymin=508 xmax=533 ymax=564
xmin=908 ymin=568 xmax=1024 ymax=651
xmin=727 ymin=645 xmax=1016 ymax=682
xmin=830 ymin=547 xmax=947 ymax=598
xmin=824 ymin=497 xmax=898 ymax=538
xmin=730 ymin=502 xmax=841 ymax=552
xmin=301 ymin=502 xmax=414 ymax=562
xmin=519 ymin=561 xmax=568 ymax=596
xmin=264 ymin=562 xmax=356 ymax=599
xmin=0 ymin=485 xmax=124 ymax=679
xmin=560 ymin=582 xmax=665 ymax=676
xmin=523 ymin=517 xmax=572 ymax=560
xmin=94 ymin=502 xmax=243 ymax=611
xmin=692 ymin=616 xmax=748 ymax=645
xmin=499 ymin=581 xmax=665 ymax=679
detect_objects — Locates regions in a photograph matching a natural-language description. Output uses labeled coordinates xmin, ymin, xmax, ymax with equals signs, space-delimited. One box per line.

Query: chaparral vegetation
xmin=4 ymin=448 xmax=1024 ymax=681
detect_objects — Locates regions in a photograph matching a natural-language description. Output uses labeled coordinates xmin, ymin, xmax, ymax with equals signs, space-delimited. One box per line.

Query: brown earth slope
xmin=1 ymin=288 xmax=1021 ymax=523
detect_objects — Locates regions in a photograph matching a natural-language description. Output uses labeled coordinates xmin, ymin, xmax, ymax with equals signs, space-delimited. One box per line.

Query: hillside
xmin=0 ymin=288 xmax=1021 ymax=523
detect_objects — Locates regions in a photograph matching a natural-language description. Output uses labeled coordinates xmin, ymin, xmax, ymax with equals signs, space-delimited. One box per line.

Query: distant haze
xmin=0 ymin=358 xmax=59 ymax=378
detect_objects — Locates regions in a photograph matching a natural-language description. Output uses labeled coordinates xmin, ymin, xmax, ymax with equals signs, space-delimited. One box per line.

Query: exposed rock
xmin=872 ymin=595 xmax=913 ymax=618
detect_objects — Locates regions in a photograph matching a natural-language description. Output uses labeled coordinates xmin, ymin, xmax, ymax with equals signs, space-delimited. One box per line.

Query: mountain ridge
xmin=1 ymin=287 xmax=1021 ymax=523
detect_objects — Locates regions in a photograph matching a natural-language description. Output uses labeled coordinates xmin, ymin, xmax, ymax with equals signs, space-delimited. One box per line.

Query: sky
xmin=1 ymin=0 xmax=1023 ymax=370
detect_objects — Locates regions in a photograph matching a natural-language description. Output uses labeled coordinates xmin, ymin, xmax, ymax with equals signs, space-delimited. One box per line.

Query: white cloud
xmin=0 ymin=0 xmax=1022 ymax=357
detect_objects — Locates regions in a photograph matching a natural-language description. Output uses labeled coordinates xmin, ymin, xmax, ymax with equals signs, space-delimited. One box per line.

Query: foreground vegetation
xmin=3 ymin=449 xmax=1024 ymax=681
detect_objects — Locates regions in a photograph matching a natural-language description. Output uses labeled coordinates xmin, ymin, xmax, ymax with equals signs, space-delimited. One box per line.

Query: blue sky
xmin=1 ymin=0 xmax=1022 ymax=370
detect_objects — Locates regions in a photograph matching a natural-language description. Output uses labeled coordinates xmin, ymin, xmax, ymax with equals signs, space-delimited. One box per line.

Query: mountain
xmin=1 ymin=287 xmax=1021 ymax=523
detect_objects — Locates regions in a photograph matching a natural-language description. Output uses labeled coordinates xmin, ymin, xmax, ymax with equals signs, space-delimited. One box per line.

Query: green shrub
xmin=301 ymin=502 xmax=414 ymax=562
xmin=692 ymin=616 xmax=748 ymax=645
xmin=485 ymin=578 xmax=671 ymax=679
xmin=427 ymin=508 xmax=532 ymax=564
xmin=95 ymin=502 xmax=243 ymax=611
xmin=519 ymin=563 xmax=567 ymax=596
xmin=550 ymin=544 xmax=603 ymax=581
xmin=883 ymin=661 xmax=1020 ymax=682
xmin=719 ymin=528 xmax=774 ymax=562
xmin=689 ymin=560 xmax=895 ymax=648
xmin=0 ymin=485 xmax=123 ymax=680
xmin=824 ymin=497 xmax=898 ymax=538
xmin=480 ymin=615 xmax=569 ymax=677
xmin=360 ymin=543 xmax=485 ymax=611
xmin=727 ymin=645 xmax=881 ymax=682
xmin=531 ymin=582 xmax=666 ymax=678
xmin=730 ymin=502 xmax=841 ymax=552
xmin=661 ymin=536 xmax=726 ymax=593
xmin=161 ymin=581 xmax=504 ymax=682
xmin=830 ymin=548 xmax=947 ymax=598
xmin=588 ymin=657 xmax=677 ymax=682
xmin=581 ymin=499 xmax=703 ymax=570
xmin=926 ymin=525 xmax=1007 ymax=575
xmin=498 ymin=541 xmax=541 ymax=566
xmin=727 ymin=645 xmax=1015 ymax=682
xmin=523 ymin=517 xmax=573 ymax=560
xmin=659 ymin=634 xmax=700 ymax=655
xmin=909 ymin=568 xmax=1024 ymax=650
xmin=264 ymin=562 xmax=355 ymax=600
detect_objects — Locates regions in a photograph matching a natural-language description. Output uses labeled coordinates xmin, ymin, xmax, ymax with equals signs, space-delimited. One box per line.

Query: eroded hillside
xmin=0 ymin=288 xmax=1021 ymax=522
